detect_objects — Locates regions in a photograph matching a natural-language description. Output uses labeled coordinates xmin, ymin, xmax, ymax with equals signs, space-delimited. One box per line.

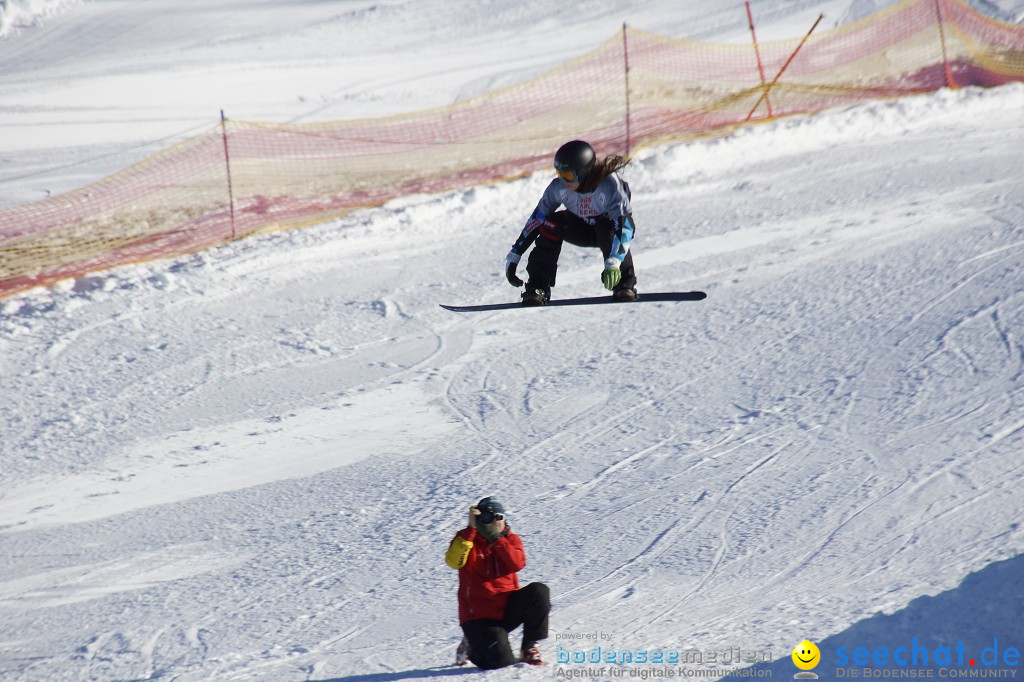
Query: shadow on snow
xmin=315 ymin=665 xmax=481 ymax=682
xmin=732 ymin=552 xmax=1024 ymax=679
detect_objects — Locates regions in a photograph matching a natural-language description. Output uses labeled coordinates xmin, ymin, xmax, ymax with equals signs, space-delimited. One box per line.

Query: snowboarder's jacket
xmin=445 ymin=526 xmax=526 ymax=624
xmin=510 ymin=172 xmax=635 ymax=268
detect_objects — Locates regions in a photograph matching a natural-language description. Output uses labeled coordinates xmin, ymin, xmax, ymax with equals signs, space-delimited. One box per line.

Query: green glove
xmin=601 ymin=267 xmax=621 ymax=291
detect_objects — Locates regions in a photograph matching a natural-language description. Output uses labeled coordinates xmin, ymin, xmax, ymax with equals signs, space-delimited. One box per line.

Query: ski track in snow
xmin=2 ymin=2 xmax=1024 ymax=678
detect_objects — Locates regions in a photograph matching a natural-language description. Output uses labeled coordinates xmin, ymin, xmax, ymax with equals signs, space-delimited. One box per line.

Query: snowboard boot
xmin=521 ymin=644 xmax=543 ymax=665
xmin=455 ymin=636 xmax=470 ymax=666
xmin=612 ymin=286 xmax=637 ymax=302
xmin=521 ymin=284 xmax=550 ymax=307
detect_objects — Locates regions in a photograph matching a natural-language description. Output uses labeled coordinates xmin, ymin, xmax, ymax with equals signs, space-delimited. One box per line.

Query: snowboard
xmin=440 ymin=291 xmax=706 ymax=312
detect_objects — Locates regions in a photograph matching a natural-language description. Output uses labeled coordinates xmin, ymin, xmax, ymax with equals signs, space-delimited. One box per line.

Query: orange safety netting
xmin=1 ymin=0 xmax=1021 ymax=299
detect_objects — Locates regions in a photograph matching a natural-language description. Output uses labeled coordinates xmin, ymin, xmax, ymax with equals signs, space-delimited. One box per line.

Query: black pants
xmin=525 ymin=210 xmax=636 ymax=292
xmin=461 ymin=582 xmax=550 ymax=670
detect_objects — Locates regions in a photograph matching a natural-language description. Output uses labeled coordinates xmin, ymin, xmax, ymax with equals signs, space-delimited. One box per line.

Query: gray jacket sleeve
xmin=510 ymin=180 xmax=563 ymax=256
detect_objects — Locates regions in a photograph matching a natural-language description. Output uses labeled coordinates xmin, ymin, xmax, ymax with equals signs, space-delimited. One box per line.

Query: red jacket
xmin=445 ymin=527 xmax=526 ymax=623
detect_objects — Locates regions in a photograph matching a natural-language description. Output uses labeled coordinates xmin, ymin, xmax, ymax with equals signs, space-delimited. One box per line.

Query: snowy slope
xmin=2 ymin=1 xmax=1024 ymax=681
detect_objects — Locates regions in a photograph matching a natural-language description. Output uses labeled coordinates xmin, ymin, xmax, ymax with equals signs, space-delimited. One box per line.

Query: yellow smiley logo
xmin=792 ymin=640 xmax=820 ymax=671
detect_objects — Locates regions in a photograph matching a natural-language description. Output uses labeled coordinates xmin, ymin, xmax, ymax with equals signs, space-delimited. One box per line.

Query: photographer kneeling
xmin=445 ymin=496 xmax=550 ymax=668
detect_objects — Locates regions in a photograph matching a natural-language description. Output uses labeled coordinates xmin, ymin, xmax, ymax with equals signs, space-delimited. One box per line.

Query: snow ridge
xmin=0 ymin=0 xmax=79 ymax=38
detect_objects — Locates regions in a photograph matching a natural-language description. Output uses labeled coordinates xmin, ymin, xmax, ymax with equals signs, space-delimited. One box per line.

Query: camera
xmin=475 ymin=496 xmax=506 ymax=525
xmin=478 ymin=510 xmax=505 ymax=525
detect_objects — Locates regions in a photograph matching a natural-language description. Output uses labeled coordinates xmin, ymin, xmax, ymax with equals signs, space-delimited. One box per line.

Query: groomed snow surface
xmin=2 ymin=1 xmax=1024 ymax=681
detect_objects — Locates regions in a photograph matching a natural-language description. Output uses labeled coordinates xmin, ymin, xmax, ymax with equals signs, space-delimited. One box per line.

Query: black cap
xmin=477 ymin=496 xmax=506 ymax=516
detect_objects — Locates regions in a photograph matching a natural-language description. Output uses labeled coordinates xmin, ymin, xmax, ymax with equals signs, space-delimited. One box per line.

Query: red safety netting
xmin=1 ymin=0 xmax=1021 ymax=298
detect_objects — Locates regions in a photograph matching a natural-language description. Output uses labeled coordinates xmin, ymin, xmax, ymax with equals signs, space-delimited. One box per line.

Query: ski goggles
xmin=554 ymin=163 xmax=577 ymax=183
xmin=479 ymin=511 xmax=505 ymax=524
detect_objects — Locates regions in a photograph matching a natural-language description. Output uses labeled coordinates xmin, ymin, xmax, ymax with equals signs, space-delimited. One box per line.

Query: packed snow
xmin=1 ymin=1 xmax=1023 ymax=681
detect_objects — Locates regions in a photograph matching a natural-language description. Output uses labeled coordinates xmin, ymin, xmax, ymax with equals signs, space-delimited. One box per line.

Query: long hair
xmin=577 ymin=155 xmax=630 ymax=194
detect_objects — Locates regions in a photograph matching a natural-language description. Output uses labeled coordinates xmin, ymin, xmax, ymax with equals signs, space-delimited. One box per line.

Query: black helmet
xmin=553 ymin=140 xmax=595 ymax=184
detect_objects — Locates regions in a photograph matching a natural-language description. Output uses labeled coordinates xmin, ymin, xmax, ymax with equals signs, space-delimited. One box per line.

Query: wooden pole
xmin=934 ymin=0 xmax=957 ymax=89
xmin=220 ymin=110 xmax=238 ymax=240
xmin=622 ymin=22 xmax=632 ymax=157
xmin=745 ymin=13 xmax=824 ymax=123
xmin=745 ymin=0 xmax=774 ymax=119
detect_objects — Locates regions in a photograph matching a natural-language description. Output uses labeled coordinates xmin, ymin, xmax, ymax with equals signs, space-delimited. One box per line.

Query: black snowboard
xmin=440 ymin=291 xmax=706 ymax=312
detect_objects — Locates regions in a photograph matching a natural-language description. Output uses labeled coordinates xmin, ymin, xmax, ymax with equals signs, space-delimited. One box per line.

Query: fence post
xmin=934 ymin=0 xmax=957 ymax=89
xmin=745 ymin=0 xmax=774 ymax=120
xmin=220 ymin=109 xmax=238 ymax=239
xmin=622 ymin=22 xmax=632 ymax=158
xmin=745 ymin=13 xmax=823 ymax=122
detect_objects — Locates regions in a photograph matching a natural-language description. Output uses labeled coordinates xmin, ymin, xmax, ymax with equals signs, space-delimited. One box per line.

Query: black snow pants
xmin=461 ymin=582 xmax=550 ymax=670
xmin=525 ymin=210 xmax=636 ymax=293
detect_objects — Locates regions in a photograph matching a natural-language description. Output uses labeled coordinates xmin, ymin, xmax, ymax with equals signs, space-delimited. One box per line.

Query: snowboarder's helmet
xmin=476 ymin=496 xmax=506 ymax=524
xmin=554 ymin=140 xmax=595 ymax=184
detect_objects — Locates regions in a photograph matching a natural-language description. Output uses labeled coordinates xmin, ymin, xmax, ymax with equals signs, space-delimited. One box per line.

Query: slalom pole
xmin=220 ymin=110 xmax=238 ymax=239
xmin=745 ymin=13 xmax=824 ymax=123
xmin=745 ymin=0 xmax=774 ymax=120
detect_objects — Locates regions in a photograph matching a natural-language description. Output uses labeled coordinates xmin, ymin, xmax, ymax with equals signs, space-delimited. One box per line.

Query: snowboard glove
xmin=601 ymin=266 xmax=622 ymax=291
xmin=505 ymin=252 xmax=523 ymax=287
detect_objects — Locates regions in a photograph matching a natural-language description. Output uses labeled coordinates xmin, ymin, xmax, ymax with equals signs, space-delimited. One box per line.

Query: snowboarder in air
xmin=505 ymin=139 xmax=637 ymax=306
xmin=445 ymin=496 xmax=549 ymax=668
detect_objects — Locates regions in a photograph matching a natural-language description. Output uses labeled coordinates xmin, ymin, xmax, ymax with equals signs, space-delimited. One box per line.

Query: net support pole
xmin=933 ymin=0 xmax=957 ymax=89
xmin=745 ymin=13 xmax=823 ymax=123
xmin=745 ymin=0 xmax=774 ymax=120
xmin=622 ymin=22 xmax=632 ymax=158
xmin=220 ymin=109 xmax=238 ymax=239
